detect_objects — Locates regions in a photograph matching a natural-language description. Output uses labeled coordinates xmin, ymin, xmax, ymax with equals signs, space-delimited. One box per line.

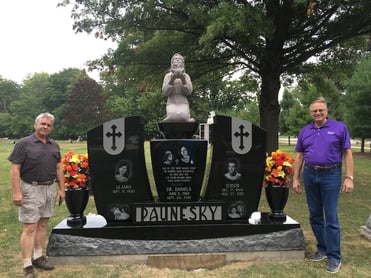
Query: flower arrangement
xmin=61 ymin=151 xmax=89 ymax=189
xmin=264 ymin=149 xmax=294 ymax=187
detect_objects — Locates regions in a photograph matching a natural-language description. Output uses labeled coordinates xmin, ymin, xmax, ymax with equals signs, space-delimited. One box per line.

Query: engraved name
xmin=135 ymin=205 xmax=222 ymax=223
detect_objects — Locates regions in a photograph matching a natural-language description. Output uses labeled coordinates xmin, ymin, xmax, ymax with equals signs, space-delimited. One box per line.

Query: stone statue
xmin=360 ymin=214 xmax=371 ymax=241
xmin=162 ymin=53 xmax=195 ymax=122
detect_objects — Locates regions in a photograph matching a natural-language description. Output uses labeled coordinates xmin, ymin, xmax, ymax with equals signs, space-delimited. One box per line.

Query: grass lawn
xmin=0 ymin=140 xmax=370 ymax=277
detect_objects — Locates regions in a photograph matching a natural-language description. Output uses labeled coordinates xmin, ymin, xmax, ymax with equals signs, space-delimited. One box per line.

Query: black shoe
xmin=23 ymin=266 xmax=34 ymax=278
xmin=309 ymin=251 xmax=327 ymax=262
xmin=32 ymin=256 xmax=55 ymax=270
xmin=326 ymin=261 xmax=341 ymax=273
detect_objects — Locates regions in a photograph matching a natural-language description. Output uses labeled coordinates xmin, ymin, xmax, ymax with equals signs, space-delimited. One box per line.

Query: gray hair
xmin=310 ymin=97 xmax=327 ymax=107
xmin=35 ymin=113 xmax=55 ymax=124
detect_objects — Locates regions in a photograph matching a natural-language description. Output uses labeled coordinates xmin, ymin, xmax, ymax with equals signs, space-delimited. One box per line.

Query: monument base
xmin=47 ymin=250 xmax=304 ymax=270
xmin=47 ymin=213 xmax=305 ymax=269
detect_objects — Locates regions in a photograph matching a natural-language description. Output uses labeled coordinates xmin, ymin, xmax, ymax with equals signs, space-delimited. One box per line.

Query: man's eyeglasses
xmin=311 ymin=109 xmax=325 ymax=113
xmin=40 ymin=122 xmax=53 ymax=128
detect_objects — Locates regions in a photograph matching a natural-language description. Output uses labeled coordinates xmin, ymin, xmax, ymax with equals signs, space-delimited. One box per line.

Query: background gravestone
xmin=204 ymin=115 xmax=266 ymax=220
xmin=87 ymin=116 xmax=153 ymax=225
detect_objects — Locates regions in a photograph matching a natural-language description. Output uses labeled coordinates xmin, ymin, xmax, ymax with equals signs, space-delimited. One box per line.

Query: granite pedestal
xmin=47 ymin=212 xmax=305 ymax=269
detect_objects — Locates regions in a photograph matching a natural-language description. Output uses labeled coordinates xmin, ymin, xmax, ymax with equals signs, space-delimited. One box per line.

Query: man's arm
xmin=56 ymin=162 xmax=65 ymax=204
xmin=10 ymin=163 xmax=22 ymax=206
xmin=292 ymin=152 xmax=304 ymax=193
xmin=342 ymin=148 xmax=354 ymax=193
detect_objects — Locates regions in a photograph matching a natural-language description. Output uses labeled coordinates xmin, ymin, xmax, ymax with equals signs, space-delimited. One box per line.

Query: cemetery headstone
xmin=87 ymin=116 xmax=153 ymax=225
xmin=204 ymin=115 xmax=266 ymax=220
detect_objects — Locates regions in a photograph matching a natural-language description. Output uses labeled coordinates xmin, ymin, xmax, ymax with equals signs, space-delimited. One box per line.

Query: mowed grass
xmin=0 ymin=140 xmax=370 ymax=277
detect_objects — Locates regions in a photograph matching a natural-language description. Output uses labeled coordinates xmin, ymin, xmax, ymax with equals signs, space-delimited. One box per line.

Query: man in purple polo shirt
xmin=293 ymin=98 xmax=354 ymax=273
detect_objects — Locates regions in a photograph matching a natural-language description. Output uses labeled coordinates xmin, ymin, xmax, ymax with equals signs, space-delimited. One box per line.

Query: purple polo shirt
xmin=295 ymin=119 xmax=351 ymax=165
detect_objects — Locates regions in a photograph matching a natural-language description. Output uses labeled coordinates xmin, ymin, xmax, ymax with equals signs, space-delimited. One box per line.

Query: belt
xmin=305 ymin=163 xmax=342 ymax=171
xmin=23 ymin=179 xmax=56 ymax=186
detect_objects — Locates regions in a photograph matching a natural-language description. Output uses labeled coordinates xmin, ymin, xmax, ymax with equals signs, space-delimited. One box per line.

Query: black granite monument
xmin=48 ymin=114 xmax=302 ymax=239
xmin=47 ymin=54 xmax=304 ymax=262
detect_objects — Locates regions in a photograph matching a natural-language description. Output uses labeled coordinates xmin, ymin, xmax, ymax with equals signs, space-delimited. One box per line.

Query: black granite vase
xmin=265 ymin=185 xmax=289 ymax=223
xmin=65 ymin=187 xmax=89 ymax=228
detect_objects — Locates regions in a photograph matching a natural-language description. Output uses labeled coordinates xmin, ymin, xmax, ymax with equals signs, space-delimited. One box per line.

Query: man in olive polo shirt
xmin=9 ymin=113 xmax=65 ymax=278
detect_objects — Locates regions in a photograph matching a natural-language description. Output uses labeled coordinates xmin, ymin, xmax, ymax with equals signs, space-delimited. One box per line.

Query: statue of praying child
xmin=162 ymin=53 xmax=195 ymax=122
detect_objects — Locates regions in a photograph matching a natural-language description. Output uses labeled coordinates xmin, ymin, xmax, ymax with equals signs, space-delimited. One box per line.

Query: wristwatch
xmin=345 ymin=176 xmax=353 ymax=181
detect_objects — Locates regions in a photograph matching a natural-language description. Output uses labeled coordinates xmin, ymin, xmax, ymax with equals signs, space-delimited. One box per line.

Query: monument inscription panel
xmin=150 ymin=139 xmax=208 ymax=202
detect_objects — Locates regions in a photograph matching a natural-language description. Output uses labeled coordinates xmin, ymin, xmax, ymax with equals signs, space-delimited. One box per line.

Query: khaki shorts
xmin=19 ymin=180 xmax=57 ymax=223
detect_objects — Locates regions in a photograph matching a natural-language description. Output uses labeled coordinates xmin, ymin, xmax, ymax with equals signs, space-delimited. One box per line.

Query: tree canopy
xmin=0 ymin=69 xmax=108 ymax=139
xmin=59 ymin=0 xmax=371 ymax=151
xmin=345 ymin=55 xmax=371 ymax=152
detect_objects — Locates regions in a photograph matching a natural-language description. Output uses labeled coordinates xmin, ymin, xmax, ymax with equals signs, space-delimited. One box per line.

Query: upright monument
xmin=47 ymin=54 xmax=304 ymax=267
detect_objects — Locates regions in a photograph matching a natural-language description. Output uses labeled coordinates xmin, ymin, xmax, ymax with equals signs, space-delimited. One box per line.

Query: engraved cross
xmin=106 ymin=124 xmax=122 ymax=151
xmin=234 ymin=124 xmax=250 ymax=150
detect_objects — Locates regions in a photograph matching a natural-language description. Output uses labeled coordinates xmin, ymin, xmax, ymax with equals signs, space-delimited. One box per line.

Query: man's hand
xmin=13 ymin=191 xmax=23 ymax=206
xmin=292 ymin=179 xmax=302 ymax=193
xmin=342 ymin=179 xmax=354 ymax=193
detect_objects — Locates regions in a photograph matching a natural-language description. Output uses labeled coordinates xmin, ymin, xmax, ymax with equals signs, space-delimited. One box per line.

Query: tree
xmin=279 ymin=88 xmax=297 ymax=135
xmin=42 ymin=68 xmax=86 ymax=114
xmin=345 ymin=55 xmax=371 ymax=152
xmin=280 ymin=73 xmax=349 ymax=138
xmin=8 ymin=73 xmax=51 ymax=137
xmin=60 ymin=0 xmax=371 ymax=151
xmin=280 ymin=86 xmax=311 ymax=137
xmin=0 ymin=77 xmax=20 ymax=113
xmin=0 ymin=77 xmax=21 ymax=137
xmin=61 ymin=78 xmax=109 ymax=138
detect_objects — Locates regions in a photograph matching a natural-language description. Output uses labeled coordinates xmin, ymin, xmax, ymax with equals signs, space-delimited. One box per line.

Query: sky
xmin=0 ymin=0 xmax=116 ymax=83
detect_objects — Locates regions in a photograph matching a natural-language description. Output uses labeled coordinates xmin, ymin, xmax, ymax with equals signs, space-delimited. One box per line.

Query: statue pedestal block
xmin=158 ymin=122 xmax=198 ymax=139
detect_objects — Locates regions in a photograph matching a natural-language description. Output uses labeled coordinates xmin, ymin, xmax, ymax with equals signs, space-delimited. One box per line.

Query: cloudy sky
xmin=0 ymin=0 xmax=115 ymax=83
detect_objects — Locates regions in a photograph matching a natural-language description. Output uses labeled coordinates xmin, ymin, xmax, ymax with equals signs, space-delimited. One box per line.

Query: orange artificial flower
xmin=264 ymin=150 xmax=294 ymax=187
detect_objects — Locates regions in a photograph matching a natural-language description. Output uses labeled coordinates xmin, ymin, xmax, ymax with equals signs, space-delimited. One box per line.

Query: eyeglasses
xmin=40 ymin=122 xmax=53 ymax=128
xmin=311 ymin=109 xmax=325 ymax=113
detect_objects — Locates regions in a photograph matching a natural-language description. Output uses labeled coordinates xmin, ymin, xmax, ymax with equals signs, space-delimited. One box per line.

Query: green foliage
xmin=61 ymin=78 xmax=110 ymax=138
xmin=59 ymin=0 xmax=371 ymax=152
xmin=1 ymin=70 xmax=104 ymax=139
xmin=0 ymin=113 xmax=12 ymax=137
xmin=0 ymin=77 xmax=20 ymax=113
xmin=42 ymin=68 xmax=86 ymax=113
xmin=345 ymin=55 xmax=371 ymax=140
xmin=7 ymin=73 xmax=51 ymax=137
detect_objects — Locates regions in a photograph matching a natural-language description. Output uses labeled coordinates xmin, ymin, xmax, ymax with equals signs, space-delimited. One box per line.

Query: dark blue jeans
xmin=303 ymin=166 xmax=342 ymax=262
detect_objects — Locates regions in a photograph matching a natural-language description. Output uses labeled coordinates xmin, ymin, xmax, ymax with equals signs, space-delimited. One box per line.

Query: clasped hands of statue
xmin=169 ymin=68 xmax=186 ymax=85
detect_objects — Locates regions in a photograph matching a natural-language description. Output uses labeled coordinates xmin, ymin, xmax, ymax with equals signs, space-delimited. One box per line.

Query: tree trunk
xmin=361 ymin=137 xmax=365 ymax=153
xmin=259 ymin=70 xmax=281 ymax=153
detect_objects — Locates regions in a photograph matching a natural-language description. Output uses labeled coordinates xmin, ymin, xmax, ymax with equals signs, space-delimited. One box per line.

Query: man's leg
xmin=321 ymin=169 xmax=342 ymax=262
xmin=34 ymin=218 xmax=49 ymax=252
xmin=32 ymin=218 xmax=54 ymax=270
xmin=20 ymin=223 xmax=37 ymax=263
xmin=303 ymin=168 xmax=326 ymax=254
